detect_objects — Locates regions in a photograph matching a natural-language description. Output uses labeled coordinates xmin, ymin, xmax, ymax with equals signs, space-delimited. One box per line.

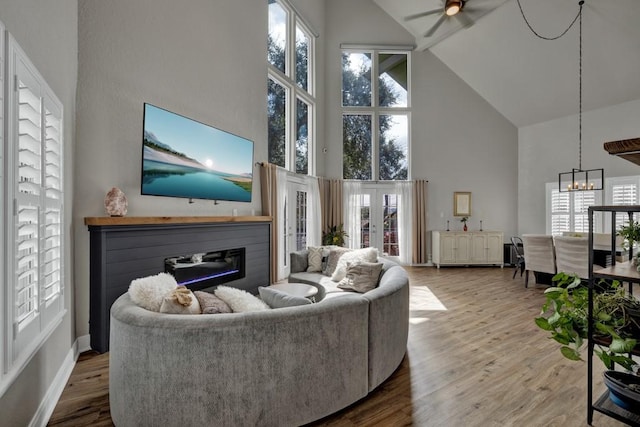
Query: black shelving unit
xmin=588 ymin=205 xmax=640 ymax=426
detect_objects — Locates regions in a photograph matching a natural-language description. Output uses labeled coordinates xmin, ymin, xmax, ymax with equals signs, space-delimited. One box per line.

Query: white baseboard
xmin=28 ymin=339 xmax=81 ymax=427
xmin=77 ymin=334 xmax=91 ymax=353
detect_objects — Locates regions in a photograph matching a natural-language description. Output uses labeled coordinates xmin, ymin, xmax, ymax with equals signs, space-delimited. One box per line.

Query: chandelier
xmin=517 ymin=0 xmax=603 ymax=192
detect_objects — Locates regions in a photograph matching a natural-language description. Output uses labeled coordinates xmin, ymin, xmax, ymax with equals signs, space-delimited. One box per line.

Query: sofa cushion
xmin=338 ymin=262 xmax=384 ymax=293
xmin=159 ymin=287 xmax=201 ymax=314
xmin=128 ymin=272 xmax=178 ymax=312
xmin=215 ymin=286 xmax=270 ymax=312
xmin=290 ymin=249 xmax=309 ymax=273
xmin=259 ymin=286 xmax=313 ymax=308
xmin=194 ymin=291 xmax=232 ymax=314
xmin=331 ymin=247 xmax=378 ymax=282
xmin=307 ymin=246 xmax=323 ymax=272
xmin=324 ymin=247 xmax=352 ymax=276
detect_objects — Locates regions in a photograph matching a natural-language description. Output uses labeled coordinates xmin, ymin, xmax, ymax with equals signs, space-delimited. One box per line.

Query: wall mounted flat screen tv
xmin=141 ymin=103 xmax=253 ymax=202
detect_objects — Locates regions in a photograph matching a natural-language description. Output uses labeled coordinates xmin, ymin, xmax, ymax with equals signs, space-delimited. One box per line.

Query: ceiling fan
xmin=404 ymin=0 xmax=484 ymax=38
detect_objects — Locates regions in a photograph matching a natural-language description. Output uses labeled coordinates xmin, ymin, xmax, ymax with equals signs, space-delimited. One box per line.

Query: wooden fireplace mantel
xmin=84 ymin=215 xmax=272 ymax=226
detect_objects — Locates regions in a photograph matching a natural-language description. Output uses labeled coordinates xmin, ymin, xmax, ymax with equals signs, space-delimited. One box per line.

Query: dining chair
xmin=510 ymin=236 xmax=525 ymax=279
xmin=554 ymin=235 xmax=589 ymax=279
xmin=522 ymin=234 xmax=556 ymax=288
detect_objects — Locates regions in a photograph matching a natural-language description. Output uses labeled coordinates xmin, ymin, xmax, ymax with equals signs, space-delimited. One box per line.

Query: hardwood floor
xmin=48 ymin=267 xmax=628 ymax=426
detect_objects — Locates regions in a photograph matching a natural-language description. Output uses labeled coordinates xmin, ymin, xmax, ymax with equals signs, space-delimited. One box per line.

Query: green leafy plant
xmin=459 ymin=216 xmax=469 ymax=224
xmin=618 ymin=220 xmax=640 ymax=249
xmin=322 ymin=224 xmax=348 ymax=246
xmin=535 ymin=272 xmax=640 ymax=371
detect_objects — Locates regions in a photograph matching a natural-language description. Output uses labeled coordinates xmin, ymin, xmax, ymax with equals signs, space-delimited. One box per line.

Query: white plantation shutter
xmin=610 ymin=181 xmax=638 ymax=231
xmin=7 ymin=35 xmax=64 ymax=360
xmin=547 ymin=184 xmax=602 ymax=235
xmin=14 ymin=62 xmax=42 ymax=344
xmin=550 ymin=189 xmax=570 ymax=236
xmin=573 ymin=191 xmax=597 ymax=233
xmin=41 ymin=95 xmax=63 ymax=321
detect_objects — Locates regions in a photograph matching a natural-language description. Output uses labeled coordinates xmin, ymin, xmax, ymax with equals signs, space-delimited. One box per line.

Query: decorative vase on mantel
xmin=105 ymin=187 xmax=128 ymax=217
xmin=463 ymin=223 xmax=468 ymax=232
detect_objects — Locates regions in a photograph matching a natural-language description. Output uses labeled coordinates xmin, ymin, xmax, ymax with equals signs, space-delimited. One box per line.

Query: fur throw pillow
xmin=128 ymin=272 xmax=178 ymax=312
xmin=331 ymin=247 xmax=378 ymax=282
xmin=214 ymin=286 xmax=270 ymax=312
xmin=159 ymin=287 xmax=201 ymax=314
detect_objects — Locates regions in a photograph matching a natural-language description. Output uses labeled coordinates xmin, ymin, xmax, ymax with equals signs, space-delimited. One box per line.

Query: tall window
xmin=267 ymin=0 xmax=316 ymax=175
xmin=2 ymin=32 xmax=65 ymax=387
xmin=341 ymin=49 xmax=410 ymax=180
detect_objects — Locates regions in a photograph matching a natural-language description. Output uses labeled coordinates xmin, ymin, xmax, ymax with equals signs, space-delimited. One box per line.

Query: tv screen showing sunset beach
xmin=141 ymin=104 xmax=253 ymax=202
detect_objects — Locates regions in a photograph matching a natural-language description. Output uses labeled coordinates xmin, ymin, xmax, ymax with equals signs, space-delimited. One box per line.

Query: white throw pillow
xmin=331 ymin=247 xmax=378 ymax=282
xmin=128 ymin=272 xmax=178 ymax=312
xmin=214 ymin=286 xmax=270 ymax=312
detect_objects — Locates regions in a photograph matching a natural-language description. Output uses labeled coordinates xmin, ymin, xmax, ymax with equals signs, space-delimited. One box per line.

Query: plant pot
xmin=604 ymin=371 xmax=640 ymax=410
xmin=463 ymin=223 xmax=468 ymax=231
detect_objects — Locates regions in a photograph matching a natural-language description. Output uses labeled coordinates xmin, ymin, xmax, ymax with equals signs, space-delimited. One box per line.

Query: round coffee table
xmin=269 ymin=283 xmax=318 ymax=301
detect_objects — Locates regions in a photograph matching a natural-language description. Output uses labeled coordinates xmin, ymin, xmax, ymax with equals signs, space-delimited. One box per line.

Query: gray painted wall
xmin=324 ymin=0 xmax=519 ymax=253
xmin=518 ymin=98 xmax=640 ymax=235
xmin=0 ymin=0 xmax=77 ymax=425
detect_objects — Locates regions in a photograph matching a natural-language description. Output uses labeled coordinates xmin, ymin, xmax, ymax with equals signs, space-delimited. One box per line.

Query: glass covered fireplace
xmin=165 ymin=247 xmax=245 ymax=291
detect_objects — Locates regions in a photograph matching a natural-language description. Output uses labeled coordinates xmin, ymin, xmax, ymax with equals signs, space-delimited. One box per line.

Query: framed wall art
xmin=454 ymin=192 xmax=471 ymax=216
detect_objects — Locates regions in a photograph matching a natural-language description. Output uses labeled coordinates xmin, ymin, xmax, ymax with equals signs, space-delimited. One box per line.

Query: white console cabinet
xmin=432 ymin=231 xmax=504 ymax=268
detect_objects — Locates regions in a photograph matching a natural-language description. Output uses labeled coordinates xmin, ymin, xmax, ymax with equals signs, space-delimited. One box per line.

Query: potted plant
xmin=618 ymin=220 xmax=640 ymax=250
xmin=322 ymin=224 xmax=348 ymax=246
xmin=535 ymin=272 xmax=640 ymax=371
xmin=460 ymin=216 xmax=469 ymax=232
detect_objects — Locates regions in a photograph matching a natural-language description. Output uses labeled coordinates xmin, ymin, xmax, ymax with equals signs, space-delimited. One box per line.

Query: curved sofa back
xmin=110 ymin=292 xmax=369 ymax=427
xmin=364 ymin=264 xmax=410 ymax=391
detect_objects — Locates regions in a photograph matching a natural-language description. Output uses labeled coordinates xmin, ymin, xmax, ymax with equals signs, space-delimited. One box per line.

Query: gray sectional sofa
xmin=109 ymin=251 xmax=409 ymax=427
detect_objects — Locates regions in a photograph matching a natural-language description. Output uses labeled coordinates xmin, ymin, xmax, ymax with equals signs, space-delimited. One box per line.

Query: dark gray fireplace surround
xmin=85 ymin=216 xmax=271 ymax=353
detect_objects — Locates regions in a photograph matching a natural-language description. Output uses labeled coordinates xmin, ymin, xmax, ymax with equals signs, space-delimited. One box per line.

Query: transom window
xmin=267 ymin=0 xmax=316 ymax=175
xmin=341 ymin=49 xmax=410 ymax=181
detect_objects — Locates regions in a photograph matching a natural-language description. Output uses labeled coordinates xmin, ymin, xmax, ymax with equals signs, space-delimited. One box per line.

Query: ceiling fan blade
xmin=424 ymin=14 xmax=447 ymax=38
xmin=404 ymin=9 xmax=442 ymax=21
xmin=455 ymin=11 xmax=474 ymax=28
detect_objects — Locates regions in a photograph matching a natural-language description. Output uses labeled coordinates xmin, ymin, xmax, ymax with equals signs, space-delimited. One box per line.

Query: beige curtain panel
xmin=319 ymin=177 xmax=343 ymax=236
xmin=412 ymin=180 xmax=428 ymax=264
xmin=260 ymin=162 xmax=279 ymax=284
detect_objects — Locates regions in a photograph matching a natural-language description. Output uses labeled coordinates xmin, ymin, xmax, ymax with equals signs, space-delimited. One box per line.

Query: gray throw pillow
xmin=323 ymin=247 xmax=351 ymax=276
xmin=259 ymin=286 xmax=312 ymax=308
xmin=337 ymin=261 xmax=384 ymax=293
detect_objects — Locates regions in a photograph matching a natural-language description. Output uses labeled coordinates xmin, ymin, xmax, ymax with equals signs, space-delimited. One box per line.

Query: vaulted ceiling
xmin=374 ymin=0 xmax=640 ymax=127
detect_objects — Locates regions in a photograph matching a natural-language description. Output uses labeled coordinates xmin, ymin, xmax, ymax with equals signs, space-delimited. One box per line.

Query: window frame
xmin=1 ymin=30 xmax=66 ymax=396
xmin=267 ymin=0 xmax=316 ymax=176
xmin=341 ymin=48 xmax=411 ymax=181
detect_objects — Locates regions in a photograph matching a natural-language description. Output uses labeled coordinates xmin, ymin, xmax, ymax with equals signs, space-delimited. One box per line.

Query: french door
xmin=352 ymin=187 xmax=400 ymax=258
xmin=281 ymin=182 xmax=308 ymax=277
